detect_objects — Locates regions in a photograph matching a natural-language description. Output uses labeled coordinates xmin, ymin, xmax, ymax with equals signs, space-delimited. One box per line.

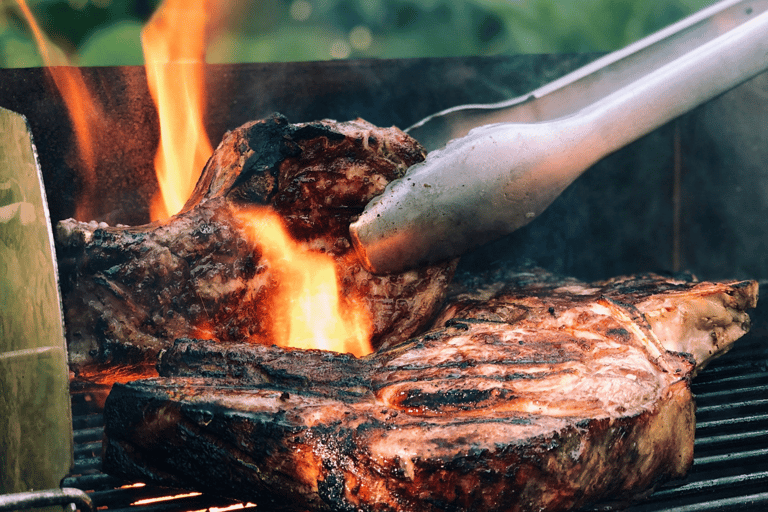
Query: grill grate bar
xmin=636 ymin=491 xmax=768 ymax=512
xmin=692 ymin=366 xmax=765 ymax=382
xmin=74 ymin=441 xmax=103 ymax=459
xmin=694 ymin=385 xmax=768 ymax=401
xmin=696 ymin=398 xmax=768 ymax=414
xmin=72 ymin=457 xmax=103 ymax=474
xmin=73 ymin=426 xmax=106 ymax=444
xmin=696 ymin=412 xmax=768 ymax=430
xmin=72 ymin=414 xmax=104 ymax=431
xmin=648 ymin=470 xmax=768 ymax=498
xmin=61 ymin=476 xmax=249 ymax=511
xmin=693 ymin=447 xmax=768 ymax=466
xmin=693 ymin=369 xmax=767 ymax=391
xmin=61 ymin=473 xmax=124 ymax=491
xmin=694 ymin=429 xmax=768 ymax=447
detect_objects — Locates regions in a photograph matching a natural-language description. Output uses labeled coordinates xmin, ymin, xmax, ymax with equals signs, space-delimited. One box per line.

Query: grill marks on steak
xmin=56 ymin=115 xmax=456 ymax=382
xmin=375 ymin=321 xmax=678 ymax=420
xmin=437 ymin=269 xmax=757 ymax=371
xmin=102 ymin=270 xmax=757 ymax=512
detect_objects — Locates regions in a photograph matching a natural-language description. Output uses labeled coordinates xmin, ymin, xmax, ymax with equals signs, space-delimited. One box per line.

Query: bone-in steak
xmin=56 ymin=115 xmax=456 ymax=382
xmin=102 ymin=269 xmax=757 ymax=512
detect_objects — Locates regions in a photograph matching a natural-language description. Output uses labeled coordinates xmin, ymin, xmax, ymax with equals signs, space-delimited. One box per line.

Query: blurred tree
xmin=0 ymin=0 xmax=159 ymax=67
xmin=0 ymin=0 xmax=714 ymax=68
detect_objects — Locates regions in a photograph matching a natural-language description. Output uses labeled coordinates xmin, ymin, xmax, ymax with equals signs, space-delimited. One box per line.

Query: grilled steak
xmin=102 ymin=269 xmax=757 ymax=512
xmin=56 ymin=115 xmax=456 ymax=382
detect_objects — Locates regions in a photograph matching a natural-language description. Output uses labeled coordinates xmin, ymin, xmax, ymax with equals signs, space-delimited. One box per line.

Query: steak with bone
xmin=102 ymin=268 xmax=757 ymax=512
xmin=55 ymin=114 xmax=456 ymax=382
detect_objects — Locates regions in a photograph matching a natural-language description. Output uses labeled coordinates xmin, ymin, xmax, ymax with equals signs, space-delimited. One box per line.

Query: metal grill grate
xmin=626 ymin=333 xmax=768 ymax=512
xmin=63 ymin=385 xmax=255 ymax=512
xmin=62 ymin=335 xmax=768 ymax=512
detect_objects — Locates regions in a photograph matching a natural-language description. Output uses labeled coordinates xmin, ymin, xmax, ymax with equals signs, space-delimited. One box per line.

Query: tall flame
xmin=142 ymin=0 xmax=213 ymax=220
xmin=17 ymin=0 xmax=373 ymax=356
xmin=239 ymin=209 xmax=373 ymax=357
xmin=15 ymin=0 xmax=100 ymax=220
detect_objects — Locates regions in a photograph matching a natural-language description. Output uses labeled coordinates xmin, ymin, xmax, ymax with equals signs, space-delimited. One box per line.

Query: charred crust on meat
xmin=290 ymin=122 xmax=347 ymax=143
xmin=731 ymin=279 xmax=757 ymax=290
xmin=606 ymin=327 xmax=631 ymax=340
xmin=317 ymin=473 xmax=354 ymax=512
xmin=445 ymin=317 xmax=507 ymax=328
xmin=444 ymin=319 xmax=470 ymax=330
xmin=228 ymin=114 xmax=299 ymax=204
xmin=397 ymin=388 xmax=518 ymax=413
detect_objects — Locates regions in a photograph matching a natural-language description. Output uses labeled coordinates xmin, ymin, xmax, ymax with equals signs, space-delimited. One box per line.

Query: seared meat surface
xmin=102 ymin=269 xmax=757 ymax=512
xmin=56 ymin=115 xmax=456 ymax=382
xmin=437 ymin=268 xmax=756 ymax=371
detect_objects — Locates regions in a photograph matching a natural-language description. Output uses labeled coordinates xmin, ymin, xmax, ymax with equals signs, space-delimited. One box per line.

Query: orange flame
xmin=131 ymin=492 xmax=202 ymax=506
xmin=122 ymin=483 xmax=255 ymax=512
xmin=239 ymin=209 xmax=373 ymax=357
xmin=142 ymin=0 xmax=213 ymax=220
xmin=15 ymin=0 xmax=100 ymax=220
xmin=18 ymin=0 xmax=372 ymax=356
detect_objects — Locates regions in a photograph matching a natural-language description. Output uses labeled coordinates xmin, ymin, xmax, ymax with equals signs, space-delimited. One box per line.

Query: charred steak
xmin=102 ymin=269 xmax=758 ymax=512
xmin=56 ymin=115 xmax=456 ymax=382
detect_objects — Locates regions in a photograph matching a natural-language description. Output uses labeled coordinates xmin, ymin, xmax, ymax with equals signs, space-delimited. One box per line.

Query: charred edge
xmin=599 ymin=294 xmax=636 ymax=311
xmin=604 ymin=272 xmax=697 ymax=296
xmin=358 ymin=416 xmax=535 ymax=432
xmin=606 ymin=327 xmax=631 ymax=340
xmin=161 ymin=368 xmax=371 ymax=400
xmin=444 ymin=318 xmax=507 ymax=329
xmin=403 ymin=371 xmax=576 ymax=384
xmin=228 ymin=113 xmax=300 ymax=204
xmin=88 ymin=323 xmax=152 ymax=367
xmin=108 ymin=387 xmax=319 ymax=510
xmin=398 ymin=388 xmax=517 ymax=410
xmin=290 ymin=122 xmax=347 ymax=143
xmin=317 ymin=472 xmax=355 ymax=512
xmin=162 ymin=339 xmax=372 ymax=393
xmin=598 ymin=295 xmax=661 ymax=342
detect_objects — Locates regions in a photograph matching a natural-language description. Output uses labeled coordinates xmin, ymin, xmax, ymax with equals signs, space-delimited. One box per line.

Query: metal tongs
xmin=350 ymin=0 xmax=768 ymax=274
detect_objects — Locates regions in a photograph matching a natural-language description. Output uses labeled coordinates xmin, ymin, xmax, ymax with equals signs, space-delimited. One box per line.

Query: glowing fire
xmin=132 ymin=491 xmax=202 ymax=506
xmin=239 ymin=209 xmax=373 ymax=357
xmin=120 ymin=482 xmax=256 ymax=511
xmin=15 ymin=0 xmax=100 ymax=220
xmin=17 ymin=0 xmax=372 ymax=356
xmin=142 ymin=0 xmax=213 ymax=220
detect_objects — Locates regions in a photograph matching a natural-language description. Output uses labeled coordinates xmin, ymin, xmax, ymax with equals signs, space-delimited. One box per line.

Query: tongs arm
xmin=407 ymin=0 xmax=768 ymax=151
xmin=351 ymin=0 xmax=768 ymax=275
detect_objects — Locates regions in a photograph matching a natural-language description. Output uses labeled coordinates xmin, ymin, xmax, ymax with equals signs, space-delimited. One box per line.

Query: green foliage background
xmin=1 ymin=0 xmax=713 ymax=68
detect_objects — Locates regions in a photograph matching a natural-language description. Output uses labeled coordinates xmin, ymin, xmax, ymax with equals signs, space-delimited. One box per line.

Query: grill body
xmin=0 ymin=57 xmax=766 ymax=511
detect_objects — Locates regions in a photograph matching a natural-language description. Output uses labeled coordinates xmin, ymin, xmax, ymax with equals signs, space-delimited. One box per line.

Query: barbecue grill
xmin=1 ymin=55 xmax=767 ymax=511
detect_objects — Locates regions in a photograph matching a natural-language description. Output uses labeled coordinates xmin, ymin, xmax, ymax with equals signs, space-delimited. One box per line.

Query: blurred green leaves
xmin=482 ymin=0 xmax=714 ymax=53
xmin=78 ymin=20 xmax=144 ymax=65
xmin=0 ymin=0 xmax=158 ymax=67
xmin=0 ymin=0 xmax=714 ymax=68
